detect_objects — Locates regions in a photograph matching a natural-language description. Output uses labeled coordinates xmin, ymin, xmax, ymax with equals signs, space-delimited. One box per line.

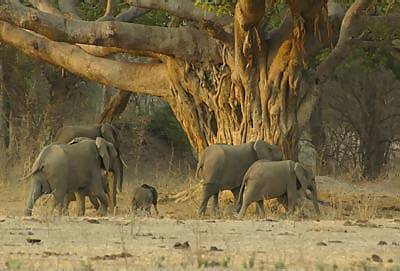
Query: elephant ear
xmin=96 ymin=137 xmax=111 ymax=171
xmin=294 ymin=162 xmax=312 ymax=191
xmin=253 ymin=140 xmax=282 ymax=161
xmin=100 ymin=124 xmax=117 ymax=145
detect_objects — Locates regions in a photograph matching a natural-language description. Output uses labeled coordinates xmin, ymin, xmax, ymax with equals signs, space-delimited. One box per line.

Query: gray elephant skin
xmin=196 ymin=140 xmax=282 ymax=216
xmin=131 ymin=184 xmax=159 ymax=215
xmin=54 ymin=123 xmax=124 ymax=193
xmin=24 ymin=137 xmax=121 ymax=216
xmin=237 ymin=160 xmax=321 ymax=218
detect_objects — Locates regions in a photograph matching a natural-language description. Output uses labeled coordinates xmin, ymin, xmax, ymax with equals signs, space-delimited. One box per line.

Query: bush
xmin=148 ymin=104 xmax=190 ymax=150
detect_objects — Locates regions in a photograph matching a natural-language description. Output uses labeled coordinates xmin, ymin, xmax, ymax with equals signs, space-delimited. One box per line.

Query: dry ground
xmin=0 ymin=176 xmax=400 ymax=270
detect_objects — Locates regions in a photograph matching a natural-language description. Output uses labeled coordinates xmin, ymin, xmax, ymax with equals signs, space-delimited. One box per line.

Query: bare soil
xmin=0 ymin=176 xmax=399 ymax=270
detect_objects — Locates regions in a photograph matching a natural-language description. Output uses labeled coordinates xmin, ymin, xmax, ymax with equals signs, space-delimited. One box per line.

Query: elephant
xmin=54 ymin=123 xmax=125 ymax=194
xmin=131 ymin=184 xmax=159 ymax=215
xmin=23 ymin=137 xmax=121 ymax=216
xmin=66 ymin=137 xmax=121 ymax=213
xmin=196 ymin=140 xmax=283 ymax=216
xmin=63 ymin=170 xmax=110 ymax=215
xmin=237 ymin=160 xmax=321 ymax=218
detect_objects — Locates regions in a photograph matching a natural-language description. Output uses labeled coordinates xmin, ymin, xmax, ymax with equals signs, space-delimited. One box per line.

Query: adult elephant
xmin=237 ymin=160 xmax=320 ymax=218
xmin=24 ymin=137 xmax=121 ymax=216
xmin=54 ymin=123 xmax=125 ymax=192
xmin=196 ymin=140 xmax=283 ymax=216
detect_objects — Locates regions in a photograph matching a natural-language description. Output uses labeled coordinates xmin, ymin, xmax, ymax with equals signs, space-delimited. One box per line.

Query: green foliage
xmin=194 ymin=0 xmax=236 ymax=16
xmin=133 ymin=11 xmax=169 ymax=26
xmin=148 ymin=104 xmax=190 ymax=150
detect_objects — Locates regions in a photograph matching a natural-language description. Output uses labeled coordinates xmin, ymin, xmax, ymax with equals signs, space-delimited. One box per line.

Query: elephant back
xmin=202 ymin=143 xmax=258 ymax=189
xmin=54 ymin=125 xmax=101 ymax=144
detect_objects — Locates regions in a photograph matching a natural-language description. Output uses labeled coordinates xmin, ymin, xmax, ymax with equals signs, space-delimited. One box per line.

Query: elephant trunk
xmin=25 ymin=179 xmax=43 ymax=216
xmin=115 ymin=156 xmax=124 ymax=192
xmin=114 ymin=160 xmax=123 ymax=193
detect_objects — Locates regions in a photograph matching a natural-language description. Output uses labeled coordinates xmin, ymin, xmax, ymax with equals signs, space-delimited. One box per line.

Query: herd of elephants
xmin=22 ymin=123 xmax=321 ymax=218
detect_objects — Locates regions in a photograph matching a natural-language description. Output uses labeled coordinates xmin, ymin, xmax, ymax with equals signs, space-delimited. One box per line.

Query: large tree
xmin=0 ymin=0 xmax=399 ymax=159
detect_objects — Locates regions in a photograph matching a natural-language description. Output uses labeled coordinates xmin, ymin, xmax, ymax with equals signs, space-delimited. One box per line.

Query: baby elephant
xmin=131 ymin=184 xmax=159 ymax=215
xmin=237 ymin=160 xmax=320 ymax=218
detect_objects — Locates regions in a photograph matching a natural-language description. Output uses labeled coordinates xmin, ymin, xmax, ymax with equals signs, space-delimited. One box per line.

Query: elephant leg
xmin=212 ymin=192 xmax=220 ymax=216
xmin=256 ymin=200 xmax=265 ymax=218
xmin=277 ymin=193 xmax=288 ymax=211
xmin=231 ymin=186 xmax=240 ymax=206
xmin=153 ymin=203 xmax=159 ymax=215
xmin=75 ymin=192 xmax=86 ymax=216
xmin=237 ymin=194 xmax=251 ymax=219
xmin=53 ymin=190 xmax=66 ymax=216
xmin=24 ymin=180 xmax=43 ymax=216
xmin=89 ymin=195 xmax=100 ymax=210
xmin=198 ymin=183 xmax=219 ymax=216
xmin=95 ymin=191 xmax=109 ymax=216
xmin=62 ymin=193 xmax=74 ymax=216
xmin=286 ymin=181 xmax=298 ymax=216
xmin=145 ymin=205 xmax=151 ymax=216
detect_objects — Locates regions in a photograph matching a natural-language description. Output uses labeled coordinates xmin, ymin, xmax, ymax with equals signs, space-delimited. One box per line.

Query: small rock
xmin=26 ymin=238 xmax=41 ymax=244
xmin=328 ymin=240 xmax=343 ymax=243
xmin=371 ymin=254 xmax=383 ymax=262
xmin=392 ymin=242 xmax=399 ymax=246
xmin=209 ymin=246 xmax=223 ymax=252
xmin=377 ymin=241 xmax=387 ymax=245
xmin=0 ymin=218 xmax=5 ymax=223
xmin=173 ymin=241 xmax=190 ymax=249
xmin=317 ymin=241 xmax=327 ymax=246
xmin=344 ymin=221 xmax=352 ymax=226
xmin=84 ymin=218 xmax=99 ymax=224
xmin=388 ymin=259 xmax=393 ymax=263
xmin=27 ymin=231 xmax=34 ymax=236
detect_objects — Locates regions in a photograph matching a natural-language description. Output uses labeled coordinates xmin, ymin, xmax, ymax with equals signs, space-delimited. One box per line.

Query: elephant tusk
xmin=120 ymin=157 xmax=128 ymax=168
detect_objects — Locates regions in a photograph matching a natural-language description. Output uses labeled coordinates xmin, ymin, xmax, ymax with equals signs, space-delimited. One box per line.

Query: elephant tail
xmin=195 ymin=155 xmax=204 ymax=180
xmin=18 ymin=166 xmax=43 ymax=182
xmin=237 ymin=175 xmax=248 ymax=211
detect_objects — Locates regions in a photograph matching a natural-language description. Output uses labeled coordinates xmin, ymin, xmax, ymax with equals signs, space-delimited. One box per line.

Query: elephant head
xmin=253 ymin=140 xmax=283 ymax=161
xmin=100 ymin=124 xmax=120 ymax=151
xmin=294 ymin=162 xmax=320 ymax=215
xmin=95 ymin=137 xmax=122 ymax=193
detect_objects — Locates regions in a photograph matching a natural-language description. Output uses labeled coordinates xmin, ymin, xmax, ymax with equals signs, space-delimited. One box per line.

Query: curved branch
xmin=0 ymin=21 xmax=171 ymax=97
xmin=127 ymin=0 xmax=232 ymax=25
xmin=0 ymin=1 xmax=221 ymax=62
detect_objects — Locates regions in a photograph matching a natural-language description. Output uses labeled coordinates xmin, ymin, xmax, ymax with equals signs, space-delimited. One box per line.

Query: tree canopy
xmin=0 ymin=0 xmax=399 ymax=161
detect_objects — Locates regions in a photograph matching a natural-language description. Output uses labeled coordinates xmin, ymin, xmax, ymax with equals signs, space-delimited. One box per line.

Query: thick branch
xmin=0 ymin=1 xmax=221 ymax=62
xmin=128 ymin=0 xmax=232 ymax=25
xmin=0 ymin=21 xmax=170 ymax=97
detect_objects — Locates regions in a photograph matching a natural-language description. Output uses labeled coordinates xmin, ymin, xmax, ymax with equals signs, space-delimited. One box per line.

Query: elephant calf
xmin=131 ymin=184 xmax=159 ymax=215
xmin=237 ymin=160 xmax=320 ymax=218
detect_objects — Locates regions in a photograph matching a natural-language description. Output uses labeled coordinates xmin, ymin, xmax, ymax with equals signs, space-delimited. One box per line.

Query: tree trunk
xmin=97 ymin=89 xmax=131 ymax=124
xmin=0 ymin=61 xmax=10 ymax=180
xmin=310 ymin=99 xmax=327 ymax=174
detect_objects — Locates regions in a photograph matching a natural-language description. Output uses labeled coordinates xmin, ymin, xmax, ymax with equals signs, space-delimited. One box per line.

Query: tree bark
xmin=97 ymin=89 xmax=132 ymax=124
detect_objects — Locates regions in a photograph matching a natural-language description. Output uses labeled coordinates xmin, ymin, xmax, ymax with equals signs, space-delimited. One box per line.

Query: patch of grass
xmin=5 ymin=259 xmax=21 ymax=270
xmin=197 ymin=255 xmax=230 ymax=268
xmin=274 ymin=260 xmax=286 ymax=270
xmin=243 ymin=254 xmax=256 ymax=269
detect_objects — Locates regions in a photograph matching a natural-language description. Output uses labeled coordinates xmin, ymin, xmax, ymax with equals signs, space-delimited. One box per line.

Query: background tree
xmin=0 ymin=0 xmax=399 ymax=161
xmin=310 ymin=50 xmax=400 ymax=179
